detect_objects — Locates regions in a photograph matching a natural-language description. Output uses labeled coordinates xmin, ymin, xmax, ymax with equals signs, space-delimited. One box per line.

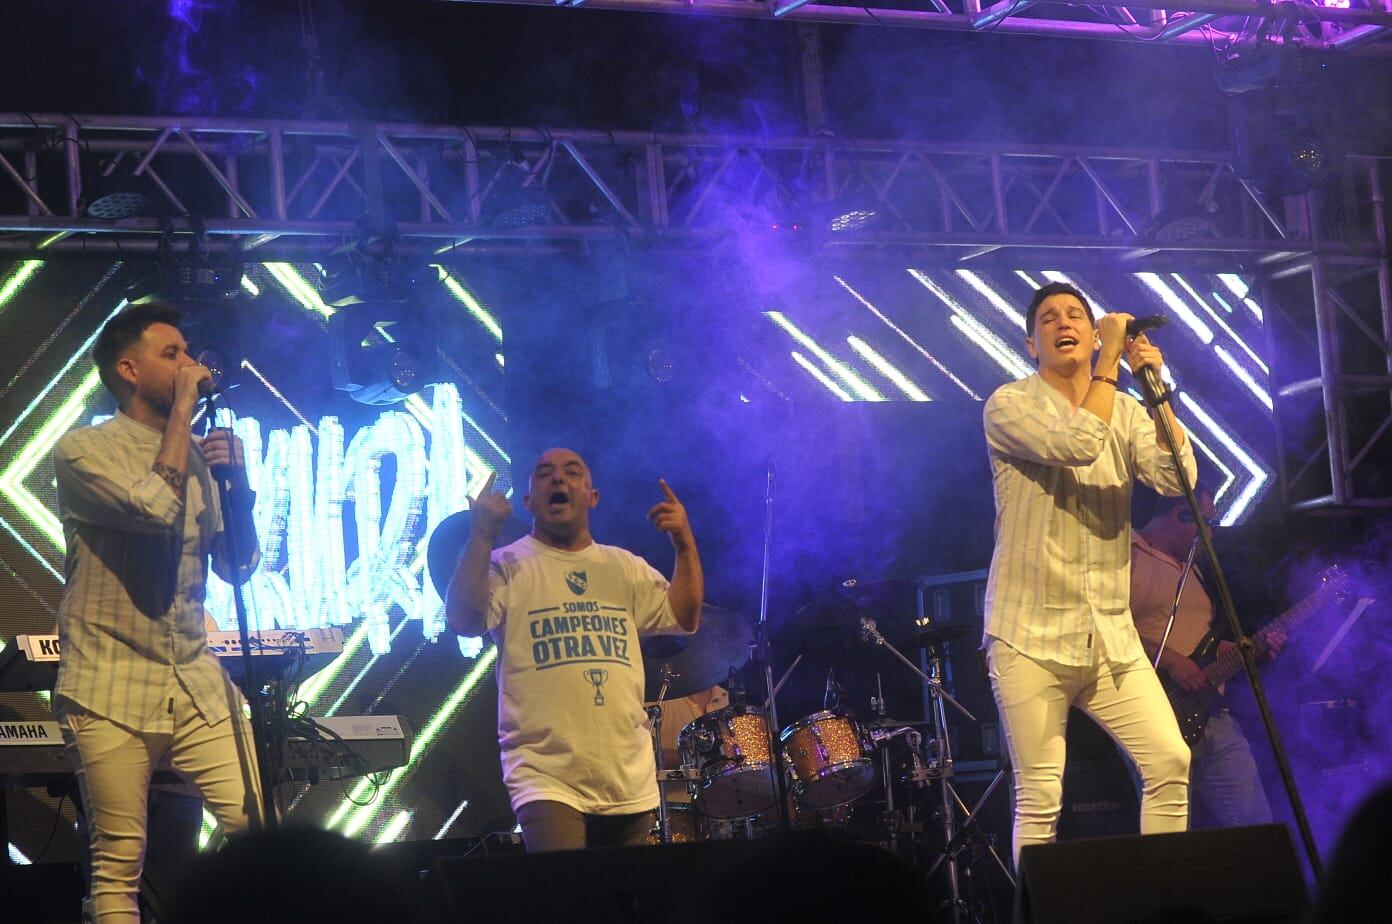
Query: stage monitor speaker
xmin=430 ymin=832 xmax=927 ymax=923
xmin=1014 ymin=824 xmax=1308 ymax=924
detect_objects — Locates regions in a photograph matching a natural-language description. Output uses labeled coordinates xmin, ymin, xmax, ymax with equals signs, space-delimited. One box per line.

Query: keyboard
xmin=0 ymin=714 xmax=410 ymax=787
xmin=0 ymin=628 xmax=347 ymax=692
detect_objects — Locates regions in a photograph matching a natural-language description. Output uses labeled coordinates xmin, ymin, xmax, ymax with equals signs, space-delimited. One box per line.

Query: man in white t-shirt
xmin=446 ymin=448 xmax=704 ymax=851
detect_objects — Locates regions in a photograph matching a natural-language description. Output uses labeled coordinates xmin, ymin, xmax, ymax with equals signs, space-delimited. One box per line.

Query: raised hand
xmin=468 ymin=470 xmax=512 ymax=540
xmin=647 ymin=479 xmax=694 ymax=551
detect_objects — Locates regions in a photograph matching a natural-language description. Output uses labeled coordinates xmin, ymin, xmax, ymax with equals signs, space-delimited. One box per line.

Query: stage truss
xmin=0 ymin=112 xmax=1387 ymax=510
xmin=436 ymin=0 xmax=1392 ymax=54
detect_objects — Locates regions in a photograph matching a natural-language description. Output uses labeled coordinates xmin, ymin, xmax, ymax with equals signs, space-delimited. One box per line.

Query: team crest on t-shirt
xmin=565 ymin=569 xmax=588 ymax=596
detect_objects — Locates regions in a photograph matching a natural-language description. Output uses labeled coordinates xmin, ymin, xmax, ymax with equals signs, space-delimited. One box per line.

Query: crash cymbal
xmin=642 ymin=605 xmax=753 ymax=702
xmin=426 ymin=509 xmax=531 ymax=599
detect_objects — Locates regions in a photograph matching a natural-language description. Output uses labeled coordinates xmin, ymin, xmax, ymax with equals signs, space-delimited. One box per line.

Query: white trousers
xmin=58 ymin=698 xmax=263 ymax=923
xmin=987 ymin=638 xmax=1191 ymax=865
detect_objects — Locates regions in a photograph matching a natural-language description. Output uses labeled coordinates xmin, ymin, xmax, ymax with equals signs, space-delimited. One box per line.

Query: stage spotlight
xmin=827 ymin=208 xmax=879 ymax=233
xmin=1138 ymin=204 xmax=1223 ymax=245
xmin=123 ymin=228 xmax=244 ymax=304
xmin=329 ymin=303 xmax=432 ymax=405
xmin=486 ymin=162 xmax=554 ymax=229
xmin=83 ymin=158 xmax=161 ymax=220
xmin=817 ymin=177 xmax=888 ymax=234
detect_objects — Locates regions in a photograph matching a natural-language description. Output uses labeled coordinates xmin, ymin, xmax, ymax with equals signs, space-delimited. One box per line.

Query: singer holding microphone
xmin=980 ymin=281 xmax=1196 ymax=865
xmin=52 ymin=302 xmax=262 ymax=922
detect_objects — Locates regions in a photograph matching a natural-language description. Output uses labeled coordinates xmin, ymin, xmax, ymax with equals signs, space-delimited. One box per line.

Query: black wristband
xmin=1144 ymin=390 xmax=1173 ymax=408
xmin=1090 ymin=374 xmax=1118 ymax=388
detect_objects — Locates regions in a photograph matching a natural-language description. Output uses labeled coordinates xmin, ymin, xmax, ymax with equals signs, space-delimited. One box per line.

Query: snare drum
xmin=780 ymin=710 xmax=876 ymax=809
xmin=678 ymin=707 xmax=779 ymax=819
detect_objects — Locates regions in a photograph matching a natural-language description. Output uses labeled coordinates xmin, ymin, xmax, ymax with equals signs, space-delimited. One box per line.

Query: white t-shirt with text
xmin=487 ymin=534 xmax=686 ymax=815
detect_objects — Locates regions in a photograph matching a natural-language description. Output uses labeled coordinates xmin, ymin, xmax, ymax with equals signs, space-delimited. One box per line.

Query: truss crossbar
xmin=0 ymin=113 xmax=1382 ymax=262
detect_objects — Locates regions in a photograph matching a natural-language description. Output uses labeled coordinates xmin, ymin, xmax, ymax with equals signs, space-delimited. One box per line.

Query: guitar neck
xmin=1201 ymin=585 xmax=1333 ymax=688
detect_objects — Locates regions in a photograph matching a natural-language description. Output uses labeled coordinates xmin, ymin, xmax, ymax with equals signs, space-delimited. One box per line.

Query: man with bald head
xmin=447 ymin=448 xmax=703 ymax=851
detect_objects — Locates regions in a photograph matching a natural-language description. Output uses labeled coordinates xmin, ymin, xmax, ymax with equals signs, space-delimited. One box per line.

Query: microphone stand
xmin=203 ymin=391 xmax=278 ymax=831
xmin=1134 ymin=363 xmax=1320 ymax=876
xmin=753 ymin=459 xmax=791 ymax=828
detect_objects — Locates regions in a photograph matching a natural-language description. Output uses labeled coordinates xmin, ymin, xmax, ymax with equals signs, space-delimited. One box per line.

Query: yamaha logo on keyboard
xmin=0 ymin=722 xmax=60 ymax=743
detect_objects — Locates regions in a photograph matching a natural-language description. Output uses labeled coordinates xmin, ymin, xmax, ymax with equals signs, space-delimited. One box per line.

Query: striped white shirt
xmin=982 ymin=374 xmax=1197 ymax=666
xmin=52 ymin=412 xmax=250 ymax=733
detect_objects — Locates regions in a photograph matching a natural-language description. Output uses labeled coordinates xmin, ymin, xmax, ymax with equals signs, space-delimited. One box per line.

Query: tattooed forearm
xmin=151 ymin=461 xmax=187 ymax=497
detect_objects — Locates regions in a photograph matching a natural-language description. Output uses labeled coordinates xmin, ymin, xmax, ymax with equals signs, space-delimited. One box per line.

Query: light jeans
xmin=58 ymin=700 xmax=263 ymax=923
xmin=1190 ymin=710 xmax=1274 ymax=828
xmin=987 ymin=638 xmax=1191 ymax=865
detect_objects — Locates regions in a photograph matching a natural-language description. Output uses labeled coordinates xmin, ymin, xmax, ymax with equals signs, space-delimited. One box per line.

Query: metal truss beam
xmin=1267 ymin=158 xmax=1392 ymax=511
xmin=0 ymin=113 xmax=1376 ymax=266
xmin=435 ymin=0 xmax=1392 ymax=55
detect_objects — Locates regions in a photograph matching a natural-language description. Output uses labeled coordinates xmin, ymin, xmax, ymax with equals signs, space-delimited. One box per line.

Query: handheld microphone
xmin=1126 ymin=314 xmax=1169 ymax=337
xmin=198 ymin=378 xmax=217 ymax=399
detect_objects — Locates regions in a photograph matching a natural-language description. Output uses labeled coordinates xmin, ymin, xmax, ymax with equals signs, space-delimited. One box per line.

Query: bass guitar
xmin=1164 ymin=565 xmax=1348 ymax=746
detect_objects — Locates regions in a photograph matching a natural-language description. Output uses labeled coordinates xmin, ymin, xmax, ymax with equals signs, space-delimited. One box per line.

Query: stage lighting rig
xmin=324 ymin=244 xmax=455 ymax=406
xmin=124 ymin=224 xmax=244 ymax=304
xmin=82 ymin=155 xmax=163 ymax=221
xmin=329 ymin=303 xmax=430 ymax=406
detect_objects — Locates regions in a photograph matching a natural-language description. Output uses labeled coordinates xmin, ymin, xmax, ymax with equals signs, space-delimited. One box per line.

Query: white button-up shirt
xmin=982 ymin=374 xmax=1197 ymax=666
xmin=52 ymin=411 xmax=249 ymax=732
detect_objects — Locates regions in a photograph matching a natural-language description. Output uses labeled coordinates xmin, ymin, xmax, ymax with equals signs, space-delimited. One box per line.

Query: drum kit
xmin=642 ymin=581 xmax=1014 ymax=923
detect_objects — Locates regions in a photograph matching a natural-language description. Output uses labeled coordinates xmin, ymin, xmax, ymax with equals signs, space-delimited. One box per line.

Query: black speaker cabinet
xmin=1015 ymin=824 xmax=1308 ymax=923
xmin=430 ymin=832 xmax=928 ymax=923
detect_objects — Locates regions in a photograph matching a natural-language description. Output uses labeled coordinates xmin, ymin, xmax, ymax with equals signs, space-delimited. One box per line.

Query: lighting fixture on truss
xmin=82 ymin=155 xmax=162 ymax=221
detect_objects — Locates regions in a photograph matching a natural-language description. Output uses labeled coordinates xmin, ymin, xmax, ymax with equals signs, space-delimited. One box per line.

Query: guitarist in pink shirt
xmin=1130 ymin=486 xmax=1284 ymax=828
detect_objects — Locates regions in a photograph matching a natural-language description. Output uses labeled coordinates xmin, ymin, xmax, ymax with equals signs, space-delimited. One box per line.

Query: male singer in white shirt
xmin=981 ymin=281 xmax=1197 ymax=864
xmin=53 ymin=303 xmax=262 ymax=922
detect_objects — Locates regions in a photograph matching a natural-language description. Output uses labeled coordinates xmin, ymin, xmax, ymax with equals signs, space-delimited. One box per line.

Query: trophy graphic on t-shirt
xmin=583 ymin=668 xmax=608 ymax=706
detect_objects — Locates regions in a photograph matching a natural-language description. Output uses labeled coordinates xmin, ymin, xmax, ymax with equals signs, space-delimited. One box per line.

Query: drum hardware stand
xmin=752 ymin=459 xmax=792 ymax=829
xmin=862 ymin=618 xmax=986 ymax=924
xmin=869 ymin=672 xmax=901 ymax=856
xmin=647 ymin=665 xmax=679 ymax=844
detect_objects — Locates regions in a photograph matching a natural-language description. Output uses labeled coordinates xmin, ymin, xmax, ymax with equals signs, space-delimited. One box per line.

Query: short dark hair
xmin=92 ymin=301 xmax=183 ymax=399
xmin=1025 ymin=282 xmax=1095 ymax=337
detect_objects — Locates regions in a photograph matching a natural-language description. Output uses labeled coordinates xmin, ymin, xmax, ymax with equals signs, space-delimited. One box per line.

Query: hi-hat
xmin=642 ymin=605 xmax=753 ymax=702
xmin=426 ymin=509 xmax=530 ymax=599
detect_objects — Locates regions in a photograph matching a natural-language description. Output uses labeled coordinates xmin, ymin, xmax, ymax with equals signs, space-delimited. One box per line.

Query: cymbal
xmin=642 ymin=605 xmax=753 ymax=701
xmin=788 ymin=579 xmax=970 ymax=655
xmin=887 ymin=624 xmax=972 ymax=649
xmin=792 ymin=579 xmax=921 ymax=628
xmin=426 ymin=509 xmax=530 ymax=599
